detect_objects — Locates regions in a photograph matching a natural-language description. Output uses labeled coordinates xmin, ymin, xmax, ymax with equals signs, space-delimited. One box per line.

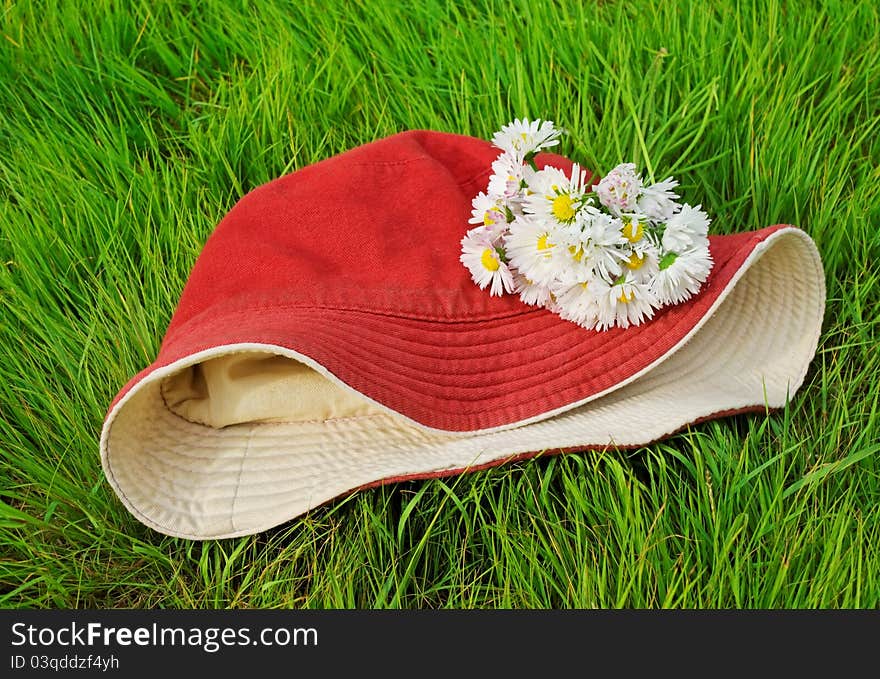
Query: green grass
xmin=1 ymin=0 xmax=878 ymax=608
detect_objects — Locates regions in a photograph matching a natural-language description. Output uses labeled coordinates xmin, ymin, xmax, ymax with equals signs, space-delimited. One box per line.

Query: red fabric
xmin=107 ymin=130 xmax=790 ymax=431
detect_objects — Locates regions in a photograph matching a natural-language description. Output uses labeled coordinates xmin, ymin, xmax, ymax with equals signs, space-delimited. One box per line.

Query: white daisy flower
xmin=504 ymin=215 xmax=561 ymax=287
xmin=618 ymin=213 xmax=652 ymax=246
xmin=661 ymin=203 xmax=711 ymax=252
xmin=460 ymin=229 xmax=515 ymax=296
xmin=595 ymin=276 xmax=658 ymax=330
xmin=576 ymin=209 xmax=630 ymax=282
xmin=491 ymin=118 xmax=563 ymax=160
xmin=551 ymin=224 xmax=592 ymax=285
xmin=621 ymin=241 xmax=661 ymax=285
xmin=553 ymin=279 xmax=601 ymax=329
xmin=487 ymin=152 xmax=527 ymax=202
xmin=637 ymin=177 xmax=680 ymax=222
xmin=593 ymin=162 xmax=643 ymax=216
xmin=514 ymin=274 xmax=555 ymax=308
xmin=523 ymin=164 xmax=591 ymax=227
xmin=651 ymin=246 xmax=714 ymax=305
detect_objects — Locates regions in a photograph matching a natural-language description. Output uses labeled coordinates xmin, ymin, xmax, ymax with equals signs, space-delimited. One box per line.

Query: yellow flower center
xmin=537 ymin=233 xmax=552 ymax=251
xmin=483 ymin=210 xmax=497 ymax=227
xmin=618 ymin=289 xmax=635 ymax=304
xmin=481 ymin=248 xmax=500 ymax=272
xmin=626 ymin=252 xmax=645 ymax=269
xmin=551 ymin=194 xmax=576 ymax=223
xmin=622 ymin=220 xmax=644 ymax=243
xmin=568 ymin=245 xmax=584 ymax=262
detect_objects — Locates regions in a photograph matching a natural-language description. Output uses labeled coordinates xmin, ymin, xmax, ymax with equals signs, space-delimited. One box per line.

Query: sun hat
xmin=100 ymin=122 xmax=826 ymax=539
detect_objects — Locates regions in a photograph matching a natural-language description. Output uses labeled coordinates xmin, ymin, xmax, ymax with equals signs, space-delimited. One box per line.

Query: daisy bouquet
xmin=460 ymin=119 xmax=714 ymax=330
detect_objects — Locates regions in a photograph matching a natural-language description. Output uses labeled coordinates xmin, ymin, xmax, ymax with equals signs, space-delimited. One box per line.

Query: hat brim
xmin=101 ymin=226 xmax=824 ymax=539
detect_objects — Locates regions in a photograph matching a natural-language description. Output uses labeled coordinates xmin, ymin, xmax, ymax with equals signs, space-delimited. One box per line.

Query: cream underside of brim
xmin=100 ymin=228 xmax=825 ymax=539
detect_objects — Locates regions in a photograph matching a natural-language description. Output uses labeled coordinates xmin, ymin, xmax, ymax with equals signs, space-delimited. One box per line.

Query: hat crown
xmin=166 ymin=131 xmax=575 ymax=342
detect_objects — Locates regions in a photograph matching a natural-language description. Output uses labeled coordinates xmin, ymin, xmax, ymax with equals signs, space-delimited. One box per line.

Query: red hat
xmin=100 ymin=128 xmax=825 ymax=539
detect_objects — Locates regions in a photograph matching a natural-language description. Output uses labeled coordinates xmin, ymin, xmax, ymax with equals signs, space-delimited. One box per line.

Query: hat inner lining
xmin=160 ymin=352 xmax=382 ymax=427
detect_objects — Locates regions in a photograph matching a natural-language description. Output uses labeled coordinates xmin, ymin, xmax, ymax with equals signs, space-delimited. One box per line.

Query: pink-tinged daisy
xmin=523 ymin=164 xmax=591 ymax=227
xmin=661 ymin=204 xmax=711 ymax=252
xmin=651 ymin=246 xmax=714 ymax=305
xmin=504 ymin=215 xmax=561 ymax=287
xmin=460 ymin=229 xmax=515 ymax=297
xmin=491 ymin=118 xmax=563 ymax=160
xmin=553 ymin=279 xmax=601 ymax=328
xmin=595 ymin=276 xmax=658 ymax=330
xmin=637 ymin=177 xmax=680 ymax=222
xmin=469 ymin=192 xmax=509 ymax=240
xmin=487 ymin=152 xmax=527 ymax=202
xmin=593 ymin=162 xmax=643 ymax=216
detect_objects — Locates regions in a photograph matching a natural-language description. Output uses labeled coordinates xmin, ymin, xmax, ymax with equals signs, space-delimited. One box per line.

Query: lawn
xmin=1 ymin=0 xmax=878 ymax=608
